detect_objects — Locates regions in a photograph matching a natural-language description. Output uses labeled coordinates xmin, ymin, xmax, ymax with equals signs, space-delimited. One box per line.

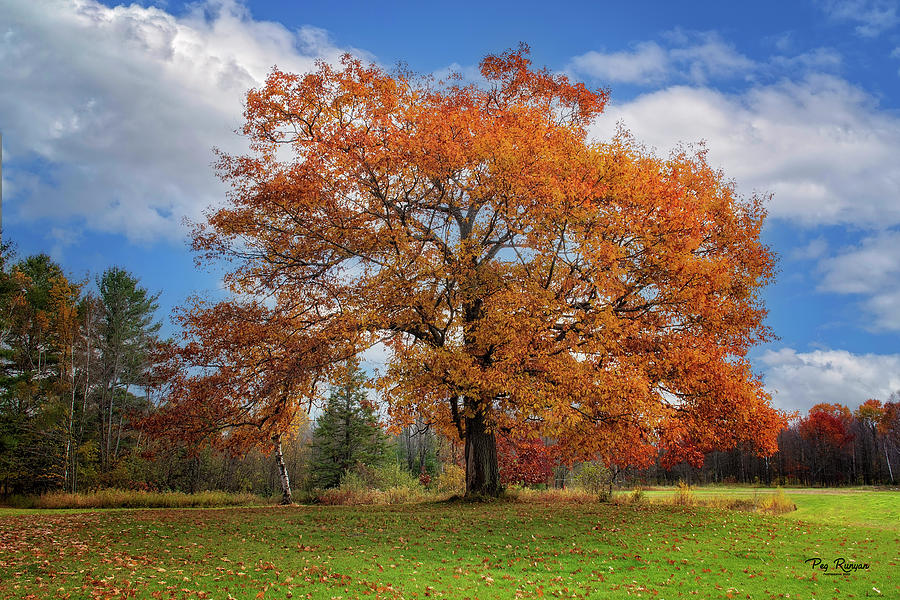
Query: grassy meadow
xmin=0 ymin=487 xmax=897 ymax=599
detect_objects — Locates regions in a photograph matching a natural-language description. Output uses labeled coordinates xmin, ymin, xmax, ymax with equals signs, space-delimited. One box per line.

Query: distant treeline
xmin=510 ymin=399 xmax=900 ymax=490
xmin=620 ymin=399 xmax=899 ymax=487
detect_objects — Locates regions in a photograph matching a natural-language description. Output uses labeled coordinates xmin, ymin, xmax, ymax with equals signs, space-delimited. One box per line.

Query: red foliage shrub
xmin=497 ymin=435 xmax=554 ymax=486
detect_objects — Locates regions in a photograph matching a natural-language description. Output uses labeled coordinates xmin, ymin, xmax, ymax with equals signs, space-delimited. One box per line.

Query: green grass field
xmin=0 ymin=489 xmax=897 ymax=599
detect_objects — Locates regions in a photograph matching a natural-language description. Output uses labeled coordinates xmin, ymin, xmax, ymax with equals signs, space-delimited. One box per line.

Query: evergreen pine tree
xmin=310 ymin=359 xmax=387 ymax=488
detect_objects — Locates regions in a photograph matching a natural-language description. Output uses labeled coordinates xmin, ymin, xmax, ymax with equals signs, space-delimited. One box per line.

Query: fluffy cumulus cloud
xmin=761 ymin=348 xmax=900 ymax=413
xmin=818 ymin=230 xmax=900 ymax=330
xmin=0 ymin=0 xmax=360 ymax=243
xmin=569 ymin=31 xmax=753 ymax=85
xmin=818 ymin=0 xmax=900 ymax=37
xmin=590 ymin=75 xmax=900 ymax=228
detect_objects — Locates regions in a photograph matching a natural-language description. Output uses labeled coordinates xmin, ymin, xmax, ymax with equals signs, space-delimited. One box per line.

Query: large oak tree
xmin=167 ymin=46 xmax=785 ymax=496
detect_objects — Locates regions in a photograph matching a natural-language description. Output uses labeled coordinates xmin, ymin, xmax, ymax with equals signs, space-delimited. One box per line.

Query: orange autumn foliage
xmin=145 ymin=301 xmax=329 ymax=453
xmin=855 ymin=398 xmax=884 ymax=430
xmin=158 ymin=45 xmax=786 ymax=491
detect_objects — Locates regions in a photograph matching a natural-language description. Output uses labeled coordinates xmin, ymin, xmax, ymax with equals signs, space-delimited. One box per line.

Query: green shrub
xmin=5 ymin=494 xmax=35 ymax=509
xmin=339 ymin=462 xmax=420 ymax=491
xmin=322 ymin=462 xmax=427 ymax=505
xmin=576 ymin=462 xmax=611 ymax=499
xmin=338 ymin=469 xmax=371 ymax=492
xmin=372 ymin=463 xmax=420 ymax=490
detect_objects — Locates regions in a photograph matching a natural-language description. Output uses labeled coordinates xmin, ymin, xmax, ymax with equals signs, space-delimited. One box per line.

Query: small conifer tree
xmin=309 ymin=359 xmax=387 ymax=488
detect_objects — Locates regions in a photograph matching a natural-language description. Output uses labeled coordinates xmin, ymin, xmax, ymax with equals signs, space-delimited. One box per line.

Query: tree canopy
xmin=168 ymin=45 xmax=786 ymax=496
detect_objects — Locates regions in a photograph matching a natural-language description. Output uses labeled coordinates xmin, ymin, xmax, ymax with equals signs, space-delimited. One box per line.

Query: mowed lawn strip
xmin=0 ymin=497 xmax=897 ymax=599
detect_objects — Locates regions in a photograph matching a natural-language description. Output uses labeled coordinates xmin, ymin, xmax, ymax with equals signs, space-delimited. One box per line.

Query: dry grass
xmin=701 ymin=496 xmax=758 ymax=511
xmin=757 ymin=487 xmax=798 ymax=515
xmin=611 ymin=487 xmax=646 ymax=505
xmin=24 ymin=484 xmax=796 ymax=513
xmin=647 ymin=485 xmax=797 ymax=515
xmin=14 ymin=489 xmax=271 ymax=509
xmin=317 ymin=485 xmax=433 ymax=506
xmin=631 ymin=487 xmax=646 ymax=504
xmin=669 ymin=481 xmax=694 ymax=506
xmin=505 ymin=486 xmax=599 ymax=504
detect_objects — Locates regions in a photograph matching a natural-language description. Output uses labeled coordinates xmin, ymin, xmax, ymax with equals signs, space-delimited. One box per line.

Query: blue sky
xmin=2 ymin=0 xmax=900 ymax=413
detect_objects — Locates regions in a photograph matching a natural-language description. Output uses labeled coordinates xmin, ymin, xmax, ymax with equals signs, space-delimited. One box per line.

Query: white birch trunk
xmin=273 ymin=434 xmax=293 ymax=505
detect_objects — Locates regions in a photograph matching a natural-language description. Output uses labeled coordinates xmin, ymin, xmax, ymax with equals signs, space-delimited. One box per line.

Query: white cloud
xmin=818 ymin=230 xmax=900 ymax=330
xmin=769 ymin=47 xmax=842 ymax=71
xmin=430 ymin=62 xmax=486 ymax=86
xmin=818 ymin=0 xmax=900 ymax=37
xmin=770 ymin=32 xmax=794 ymax=53
xmin=761 ymin=348 xmax=900 ymax=413
xmin=360 ymin=341 xmax=391 ymax=372
xmin=569 ymin=32 xmax=752 ymax=85
xmin=0 ymin=0 xmax=362 ymax=243
xmin=818 ymin=232 xmax=900 ymax=294
xmin=569 ymin=42 xmax=669 ymax=85
xmin=792 ymin=237 xmax=829 ymax=261
xmin=590 ymin=75 xmax=900 ymax=228
xmin=47 ymin=225 xmax=82 ymax=261
xmin=665 ymin=31 xmax=755 ymax=84
xmin=569 ymin=31 xmax=837 ymax=88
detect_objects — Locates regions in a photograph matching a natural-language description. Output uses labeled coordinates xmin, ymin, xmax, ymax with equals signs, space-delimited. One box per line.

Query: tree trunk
xmin=74 ymin=303 xmax=92 ymax=495
xmin=464 ymin=410 xmax=501 ymax=497
xmin=885 ymin=440 xmax=895 ymax=484
xmin=114 ymin=409 xmax=125 ymax=461
xmin=65 ymin=391 xmax=76 ymax=491
xmin=65 ymin=345 xmax=76 ymax=492
xmin=273 ymin=434 xmax=293 ymax=505
xmin=105 ymin=350 xmax=121 ymax=469
xmin=343 ymin=392 xmax=352 ymax=473
xmin=405 ymin=427 xmax=415 ymax=472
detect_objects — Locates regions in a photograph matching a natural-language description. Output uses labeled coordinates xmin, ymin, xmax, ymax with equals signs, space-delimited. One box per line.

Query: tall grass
xmin=13 ymin=484 xmax=799 ymax=513
xmin=10 ymin=489 xmax=272 ymax=509
xmin=317 ymin=486 xmax=431 ymax=506
xmin=650 ymin=485 xmax=796 ymax=515
xmin=505 ymin=486 xmax=599 ymax=504
xmin=670 ymin=481 xmax=694 ymax=506
xmin=757 ymin=487 xmax=797 ymax=515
